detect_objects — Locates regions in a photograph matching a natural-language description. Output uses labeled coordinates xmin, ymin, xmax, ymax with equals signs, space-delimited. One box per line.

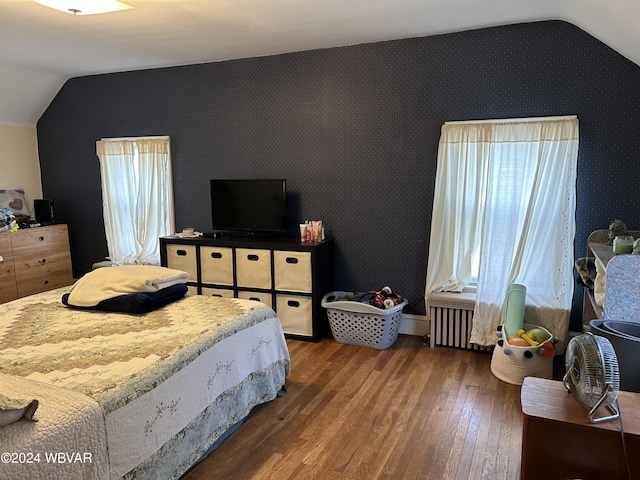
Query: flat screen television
xmin=210 ymin=179 xmax=287 ymax=235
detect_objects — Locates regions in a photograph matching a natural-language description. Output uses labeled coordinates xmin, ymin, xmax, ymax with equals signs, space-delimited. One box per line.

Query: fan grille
xmin=564 ymin=333 xmax=620 ymax=409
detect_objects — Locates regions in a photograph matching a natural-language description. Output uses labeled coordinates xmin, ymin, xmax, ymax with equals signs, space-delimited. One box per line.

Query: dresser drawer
xmin=0 ymin=232 xmax=12 ymax=259
xmin=276 ymin=294 xmax=313 ymax=336
xmin=200 ymin=246 xmax=234 ymax=286
xmin=165 ymin=244 xmax=197 ymax=281
xmin=185 ymin=285 xmax=199 ymax=297
xmin=201 ymin=286 xmax=235 ymax=298
xmin=0 ymin=256 xmax=17 ymax=304
xmin=238 ymin=290 xmax=273 ymax=308
xmin=10 ymin=224 xmax=69 ymax=259
xmin=14 ymin=254 xmax=73 ymax=297
xmin=274 ymin=250 xmax=312 ymax=293
xmin=236 ymin=248 xmax=272 ymax=289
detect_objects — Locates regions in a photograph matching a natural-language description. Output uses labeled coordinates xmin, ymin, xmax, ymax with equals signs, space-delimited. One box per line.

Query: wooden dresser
xmin=0 ymin=224 xmax=74 ymax=303
xmin=521 ymin=377 xmax=640 ymax=479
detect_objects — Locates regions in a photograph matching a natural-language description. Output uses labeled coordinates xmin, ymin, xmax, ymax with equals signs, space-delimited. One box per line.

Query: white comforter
xmin=0 ymin=373 xmax=110 ymax=480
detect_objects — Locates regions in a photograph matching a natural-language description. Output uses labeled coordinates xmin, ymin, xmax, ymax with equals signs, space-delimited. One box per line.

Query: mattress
xmin=0 ymin=288 xmax=290 ymax=479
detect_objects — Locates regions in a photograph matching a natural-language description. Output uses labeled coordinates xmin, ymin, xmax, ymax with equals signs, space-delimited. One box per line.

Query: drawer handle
xmin=247 ymin=254 xmax=259 ymax=261
xmin=39 ymin=236 xmax=45 ymax=242
xmin=285 ymin=257 xmax=299 ymax=264
xmin=40 ymin=258 xmax=47 ymax=264
xmin=211 ymin=252 xmax=223 ymax=259
xmin=249 ymin=297 xmax=261 ymax=302
xmin=287 ymin=300 xmax=300 ymax=308
xmin=176 ymin=249 xmax=188 ymax=256
xmin=210 ymin=294 xmax=223 ymax=297
xmin=44 ymin=280 xmax=49 ymax=285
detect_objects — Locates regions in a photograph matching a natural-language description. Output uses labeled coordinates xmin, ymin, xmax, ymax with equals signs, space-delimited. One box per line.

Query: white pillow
xmin=0 ymin=189 xmax=29 ymax=216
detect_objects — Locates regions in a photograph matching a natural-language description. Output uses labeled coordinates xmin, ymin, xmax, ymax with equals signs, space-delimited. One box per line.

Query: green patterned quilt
xmin=0 ymin=288 xmax=279 ymax=414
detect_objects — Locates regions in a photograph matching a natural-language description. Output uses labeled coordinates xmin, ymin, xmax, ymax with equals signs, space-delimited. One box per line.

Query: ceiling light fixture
xmin=33 ymin=0 xmax=134 ymax=15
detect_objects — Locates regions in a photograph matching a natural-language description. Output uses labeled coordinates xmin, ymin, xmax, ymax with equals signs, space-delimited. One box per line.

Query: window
xmin=96 ymin=136 xmax=174 ymax=265
xmin=425 ymin=117 xmax=579 ymax=346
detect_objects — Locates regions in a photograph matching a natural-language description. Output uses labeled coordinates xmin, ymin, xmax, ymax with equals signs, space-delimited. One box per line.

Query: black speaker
xmin=34 ymin=199 xmax=55 ymax=224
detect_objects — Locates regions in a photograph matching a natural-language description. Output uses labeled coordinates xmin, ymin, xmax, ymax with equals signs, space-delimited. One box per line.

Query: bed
xmin=0 ymin=281 xmax=290 ymax=479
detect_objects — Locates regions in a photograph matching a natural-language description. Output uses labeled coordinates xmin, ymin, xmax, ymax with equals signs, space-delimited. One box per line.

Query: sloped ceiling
xmin=1 ymin=0 xmax=638 ymax=127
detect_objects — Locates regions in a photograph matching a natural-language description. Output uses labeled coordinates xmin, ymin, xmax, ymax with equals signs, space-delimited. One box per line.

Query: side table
xmin=520 ymin=376 xmax=640 ymax=479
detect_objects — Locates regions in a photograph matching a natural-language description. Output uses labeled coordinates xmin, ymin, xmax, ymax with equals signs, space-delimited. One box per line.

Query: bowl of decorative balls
xmin=490 ymin=323 xmax=558 ymax=385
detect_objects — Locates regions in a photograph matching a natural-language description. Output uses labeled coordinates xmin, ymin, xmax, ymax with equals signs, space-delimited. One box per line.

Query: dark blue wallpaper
xmin=36 ymin=20 xmax=640 ymax=331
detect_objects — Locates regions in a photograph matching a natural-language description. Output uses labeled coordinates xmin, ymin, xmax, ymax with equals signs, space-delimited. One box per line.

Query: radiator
xmin=428 ymin=291 xmax=490 ymax=350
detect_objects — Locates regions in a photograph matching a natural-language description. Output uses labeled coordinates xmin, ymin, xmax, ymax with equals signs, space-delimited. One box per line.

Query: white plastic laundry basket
xmin=321 ymin=291 xmax=407 ymax=349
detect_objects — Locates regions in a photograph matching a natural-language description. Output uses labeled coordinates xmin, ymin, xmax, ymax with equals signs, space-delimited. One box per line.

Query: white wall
xmin=0 ymin=125 xmax=42 ymax=217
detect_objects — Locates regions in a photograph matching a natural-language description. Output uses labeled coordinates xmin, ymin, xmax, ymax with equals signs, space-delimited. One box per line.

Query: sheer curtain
xmin=96 ymin=136 xmax=174 ymax=265
xmin=425 ymin=117 xmax=579 ymax=347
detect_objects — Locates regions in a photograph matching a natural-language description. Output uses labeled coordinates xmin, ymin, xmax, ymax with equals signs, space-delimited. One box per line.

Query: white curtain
xmin=96 ymin=137 xmax=174 ymax=265
xmin=425 ymin=117 xmax=579 ymax=347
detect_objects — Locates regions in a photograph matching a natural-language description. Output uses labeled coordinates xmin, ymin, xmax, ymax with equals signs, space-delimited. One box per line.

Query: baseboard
xmin=399 ymin=313 xmax=429 ymax=336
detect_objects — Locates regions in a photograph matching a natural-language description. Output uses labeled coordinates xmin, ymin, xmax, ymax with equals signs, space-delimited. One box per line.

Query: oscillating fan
xmin=563 ymin=332 xmax=621 ymax=423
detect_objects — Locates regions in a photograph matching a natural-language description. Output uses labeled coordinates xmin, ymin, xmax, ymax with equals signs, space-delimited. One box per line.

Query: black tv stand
xmin=159 ymin=235 xmax=334 ymax=342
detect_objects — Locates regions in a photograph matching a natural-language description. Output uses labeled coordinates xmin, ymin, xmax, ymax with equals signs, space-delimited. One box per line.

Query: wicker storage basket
xmin=321 ymin=291 xmax=407 ymax=349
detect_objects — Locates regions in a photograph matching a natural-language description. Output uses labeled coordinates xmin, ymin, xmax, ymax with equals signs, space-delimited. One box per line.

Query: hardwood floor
xmin=183 ymin=335 xmax=525 ymax=480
